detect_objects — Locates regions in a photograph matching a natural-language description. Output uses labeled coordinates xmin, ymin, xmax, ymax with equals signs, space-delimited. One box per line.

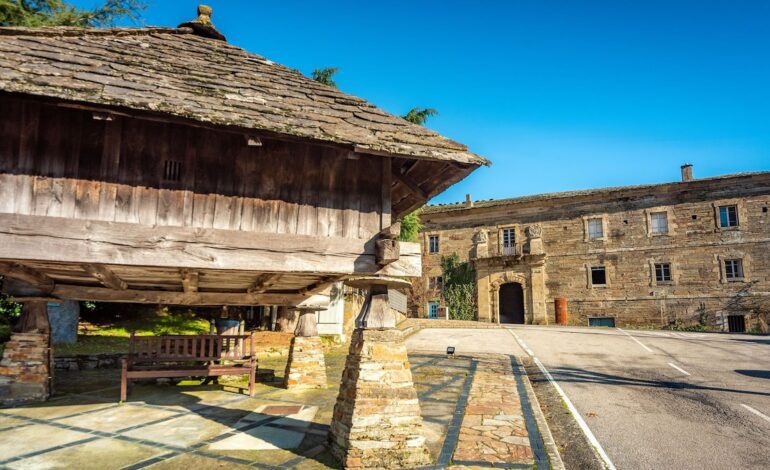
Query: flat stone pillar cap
xmin=291 ymin=293 xmax=330 ymax=311
xmin=344 ymin=276 xmax=411 ymax=289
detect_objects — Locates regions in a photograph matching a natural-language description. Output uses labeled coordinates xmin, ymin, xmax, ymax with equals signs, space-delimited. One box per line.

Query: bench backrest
xmin=127 ymin=333 xmax=254 ymax=364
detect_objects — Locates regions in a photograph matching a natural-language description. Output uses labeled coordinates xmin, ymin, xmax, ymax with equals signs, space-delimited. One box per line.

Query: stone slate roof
xmin=0 ymin=26 xmax=488 ymax=166
xmin=424 ymin=171 xmax=770 ymax=214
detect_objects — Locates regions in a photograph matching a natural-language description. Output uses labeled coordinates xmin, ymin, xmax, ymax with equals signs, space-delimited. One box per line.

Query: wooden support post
xmin=294 ymin=310 xmax=319 ymax=337
xmin=355 ymin=284 xmax=395 ymax=329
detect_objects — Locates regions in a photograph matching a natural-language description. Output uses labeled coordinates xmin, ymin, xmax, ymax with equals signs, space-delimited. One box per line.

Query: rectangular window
xmin=590 ymin=266 xmax=607 ymax=286
xmin=428 ymin=276 xmax=443 ymax=291
xmin=501 ymin=228 xmax=515 ymax=255
xmin=655 ymin=263 xmax=672 ymax=282
xmin=724 ymin=259 xmax=744 ymax=281
xmin=719 ymin=205 xmax=739 ymax=228
xmin=650 ymin=212 xmax=669 ymax=234
xmin=428 ymin=302 xmax=439 ymax=319
xmin=428 ymin=235 xmax=440 ymax=254
xmin=587 ymin=218 xmax=604 ymax=240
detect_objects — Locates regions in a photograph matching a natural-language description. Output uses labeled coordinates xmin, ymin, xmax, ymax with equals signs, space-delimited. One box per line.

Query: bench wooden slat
xmin=121 ymin=332 xmax=256 ymax=401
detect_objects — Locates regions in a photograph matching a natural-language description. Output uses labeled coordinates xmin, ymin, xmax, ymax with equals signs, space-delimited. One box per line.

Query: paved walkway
xmin=0 ymin=345 xmax=552 ymax=469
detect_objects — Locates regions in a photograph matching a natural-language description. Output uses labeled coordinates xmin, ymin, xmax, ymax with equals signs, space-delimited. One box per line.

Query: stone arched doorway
xmin=499 ymin=282 xmax=525 ymax=324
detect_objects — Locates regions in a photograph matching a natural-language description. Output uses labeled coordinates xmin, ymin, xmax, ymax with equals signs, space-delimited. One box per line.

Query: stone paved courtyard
xmin=0 ymin=345 xmax=550 ymax=469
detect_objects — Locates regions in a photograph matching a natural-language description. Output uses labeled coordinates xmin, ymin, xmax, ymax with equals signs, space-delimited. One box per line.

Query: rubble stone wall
xmin=418 ymin=174 xmax=770 ymax=328
xmin=0 ymin=332 xmax=51 ymax=405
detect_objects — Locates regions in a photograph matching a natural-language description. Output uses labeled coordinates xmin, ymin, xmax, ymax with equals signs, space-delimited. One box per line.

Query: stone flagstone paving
xmin=0 ymin=351 xmax=549 ymax=469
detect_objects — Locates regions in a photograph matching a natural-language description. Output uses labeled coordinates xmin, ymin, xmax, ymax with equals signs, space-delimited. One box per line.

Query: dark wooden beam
xmin=248 ymin=274 xmax=281 ymax=294
xmin=81 ymin=263 xmax=128 ymax=290
xmin=51 ymin=285 xmax=307 ymax=306
xmin=0 ymin=261 xmax=55 ymax=293
xmin=298 ymin=276 xmax=339 ymax=296
xmin=394 ymin=171 xmax=429 ymax=200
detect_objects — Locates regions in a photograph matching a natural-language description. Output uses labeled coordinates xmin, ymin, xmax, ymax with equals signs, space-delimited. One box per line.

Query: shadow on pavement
xmin=734 ymin=369 xmax=770 ymax=380
xmin=547 ymin=366 xmax=770 ymax=397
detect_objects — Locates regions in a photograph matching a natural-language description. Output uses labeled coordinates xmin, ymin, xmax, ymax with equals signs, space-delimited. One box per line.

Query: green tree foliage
xmin=0 ymin=0 xmax=144 ymax=28
xmin=398 ymin=210 xmax=423 ymax=242
xmin=402 ymin=107 xmax=438 ymax=125
xmin=311 ymin=67 xmax=339 ymax=88
xmin=440 ymin=253 xmax=476 ymax=321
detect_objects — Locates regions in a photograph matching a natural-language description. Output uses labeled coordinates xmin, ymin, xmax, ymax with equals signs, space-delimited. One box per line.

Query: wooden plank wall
xmin=0 ymin=95 xmax=383 ymax=239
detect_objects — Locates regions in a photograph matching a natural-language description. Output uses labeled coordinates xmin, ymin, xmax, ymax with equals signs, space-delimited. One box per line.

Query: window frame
xmin=718 ymin=254 xmax=750 ymax=284
xmin=724 ymin=258 xmax=744 ymax=282
xmin=427 ymin=234 xmax=440 ymax=254
xmin=583 ymin=216 xmax=607 ymax=242
xmin=427 ymin=276 xmax=444 ymax=291
xmin=649 ymin=211 xmax=669 ymax=235
xmin=498 ymin=225 xmax=517 ymax=256
xmin=588 ymin=265 xmax=608 ymax=287
xmin=718 ymin=205 xmax=739 ymax=228
xmin=654 ymin=262 xmax=672 ymax=283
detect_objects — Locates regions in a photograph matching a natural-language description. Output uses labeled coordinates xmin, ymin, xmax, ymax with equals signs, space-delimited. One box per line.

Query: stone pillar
xmin=530 ymin=263 xmax=548 ymax=325
xmin=283 ymin=310 xmax=327 ymax=389
xmin=329 ymin=280 xmax=431 ymax=469
xmin=0 ymin=301 xmax=53 ymax=405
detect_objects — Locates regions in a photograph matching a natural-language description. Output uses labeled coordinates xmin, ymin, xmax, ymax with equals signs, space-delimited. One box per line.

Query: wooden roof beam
xmin=52 ymin=285 xmax=307 ymax=306
xmin=0 ymin=213 xmax=421 ymax=278
xmin=0 ymin=261 xmax=55 ymax=293
xmin=180 ymin=269 xmax=199 ymax=293
xmin=248 ymin=274 xmax=281 ymax=294
xmin=81 ymin=263 xmax=128 ymax=290
xmin=298 ymin=276 xmax=340 ymax=296
xmin=394 ymin=171 xmax=429 ymax=201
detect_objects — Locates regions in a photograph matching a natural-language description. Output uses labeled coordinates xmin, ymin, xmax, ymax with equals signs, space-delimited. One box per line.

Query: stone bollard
xmin=328 ymin=278 xmax=431 ymax=469
xmin=283 ymin=309 xmax=327 ymax=390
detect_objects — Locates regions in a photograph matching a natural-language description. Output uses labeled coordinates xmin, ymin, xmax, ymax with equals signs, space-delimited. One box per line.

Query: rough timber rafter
xmin=0 ymin=261 xmax=55 ymax=293
xmin=81 ymin=263 xmax=128 ymax=290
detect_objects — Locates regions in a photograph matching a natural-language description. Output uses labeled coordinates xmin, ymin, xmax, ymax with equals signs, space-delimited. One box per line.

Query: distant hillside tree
xmin=311 ymin=67 xmax=339 ymax=88
xmin=403 ymin=107 xmax=438 ymax=125
xmin=0 ymin=0 xmax=145 ymax=27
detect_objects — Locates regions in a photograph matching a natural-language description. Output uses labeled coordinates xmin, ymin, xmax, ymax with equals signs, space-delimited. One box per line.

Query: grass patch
xmin=56 ymin=335 xmax=129 ymax=356
xmin=81 ymin=315 xmax=210 ymax=338
xmin=56 ymin=315 xmax=211 ymax=356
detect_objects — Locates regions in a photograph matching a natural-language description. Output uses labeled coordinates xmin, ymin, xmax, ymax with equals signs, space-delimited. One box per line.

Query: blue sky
xmin=75 ymin=0 xmax=770 ymax=204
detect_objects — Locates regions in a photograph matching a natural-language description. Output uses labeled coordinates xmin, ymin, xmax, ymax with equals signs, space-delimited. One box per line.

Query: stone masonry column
xmin=283 ymin=308 xmax=327 ymax=389
xmin=329 ymin=277 xmax=431 ymax=469
xmin=0 ymin=301 xmax=53 ymax=405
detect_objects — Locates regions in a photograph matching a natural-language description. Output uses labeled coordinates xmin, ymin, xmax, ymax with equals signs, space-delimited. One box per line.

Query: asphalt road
xmin=508 ymin=326 xmax=770 ymax=470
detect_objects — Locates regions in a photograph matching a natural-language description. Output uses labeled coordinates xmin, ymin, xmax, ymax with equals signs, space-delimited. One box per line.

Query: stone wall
xmin=418 ymin=173 xmax=770 ymax=328
xmin=0 ymin=332 xmax=51 ymax=405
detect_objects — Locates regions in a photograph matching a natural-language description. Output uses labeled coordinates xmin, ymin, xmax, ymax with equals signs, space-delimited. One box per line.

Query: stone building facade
xmin=417 ymin=168 xmax=770 ymax=331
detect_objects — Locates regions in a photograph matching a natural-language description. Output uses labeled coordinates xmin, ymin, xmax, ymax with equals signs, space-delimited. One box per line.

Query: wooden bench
xmin=121 ymin=332 xmax=256 ymax=401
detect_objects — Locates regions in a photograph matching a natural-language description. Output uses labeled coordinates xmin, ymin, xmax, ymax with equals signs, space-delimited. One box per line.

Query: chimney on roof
xmin=178 ymin=4 xmax=227 ymax=41
xmin=465 ymin=194 xmax=473 ymax=208
xmin=681 ymin=163 xmax=694 ymax=182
